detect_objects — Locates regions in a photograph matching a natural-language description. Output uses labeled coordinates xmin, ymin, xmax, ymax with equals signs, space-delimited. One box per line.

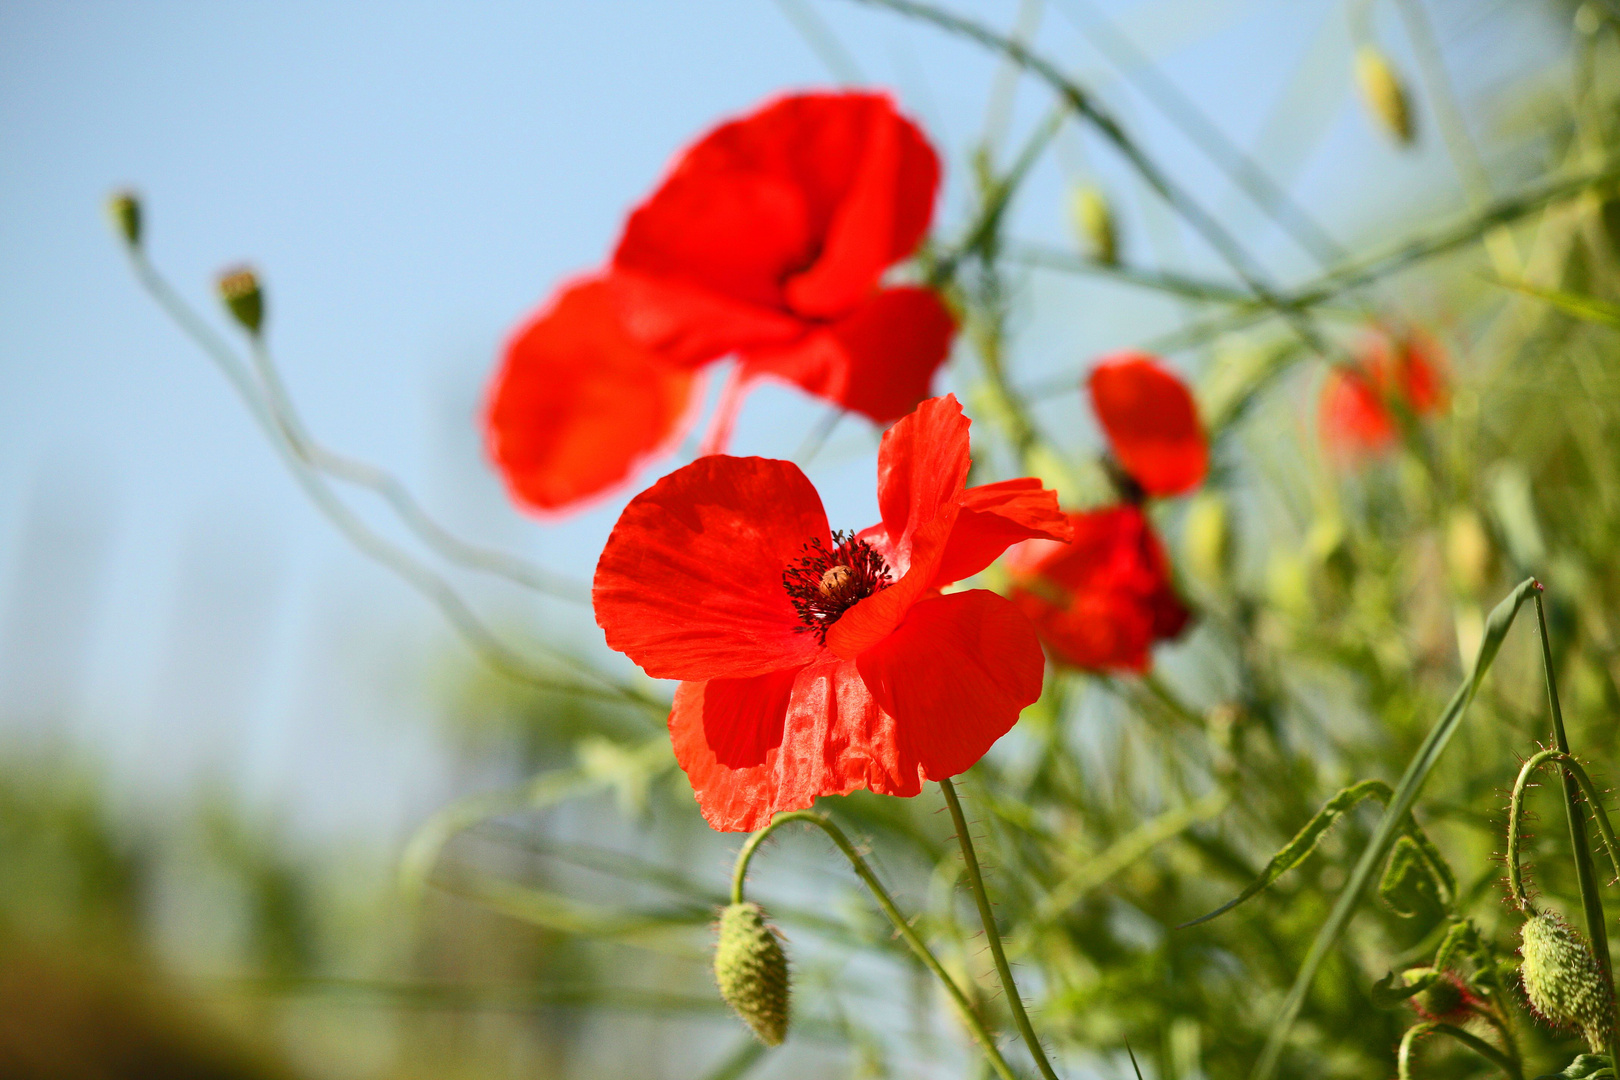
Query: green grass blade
xmin=1251 ymin=578 xmax=1538 ymax=1080
xmin=1489 ymin=278 xmax=1620 ymax=327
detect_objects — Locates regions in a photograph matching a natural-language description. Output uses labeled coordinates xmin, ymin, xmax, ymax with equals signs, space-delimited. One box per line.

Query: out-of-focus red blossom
xmin=1319 ymin=328 xmax=1448 ymax=460
xmin=1087 ymin=352 xmax=1208 ymax=496
xmin=485 ymin=91 xmax=956 ymax=515
xmin=592 ymin=395 xmax=1071 ymax=831
xmin=1004 ymin=504 xmax=1190 ymax=673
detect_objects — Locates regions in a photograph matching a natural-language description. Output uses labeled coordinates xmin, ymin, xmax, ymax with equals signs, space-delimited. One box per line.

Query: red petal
xmin=1088 ymin=352 xmax=1209 ymax=497
xmin=670 ymin=658 xmax=921 ymax=832
xmin=932 ymin=477 xmax=1075 ymax=588
xmin=740 ymin=286 xmax=955 ymax=423
xmin=825 ymin=394 xmax=971 ymax=657
xmin=1005 ymin=505 xmax=1190 ymax=672
xmin=593 ymin=455 xmax=830 ymax=681
xmin=1319 ymin=366 xmax=1395 ymax=459
xmin=610 ymin=93 xmax=940 ymax=363
xmin=855 ymin=590 xmax=1044 ymax=779
xmin=485 ymin=277 xmax=698 ymax=514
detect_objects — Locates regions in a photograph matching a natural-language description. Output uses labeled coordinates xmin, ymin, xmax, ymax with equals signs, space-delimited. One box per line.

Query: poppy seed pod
xmin=1521 ymin=912 xmax=1615 ymax=1053
xmin=1355 ymin=46 xmax=1414 ymax=146
xmin=217 ymin=267 xmax=265 ymax=336
xmin=1070 ymin=185 xmax=1118 ymax=266
xmin=714 ymin=902 xmax=790 ymax=1046
xmin=1183 ymin=491 xmax=1232 ymax=589
xmin=107 ymin=191 xmax=142 ymax=248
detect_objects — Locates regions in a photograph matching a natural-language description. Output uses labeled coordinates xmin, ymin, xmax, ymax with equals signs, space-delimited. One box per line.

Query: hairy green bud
xmin=714 ymin=902 xmax=790 ymax=1046
xmin=1355 ymin=46 xmax=1414 ymax=146
xmin=107 ymin=190 xmax=142 ymax=247
xmin=216 ymin=266 xmax=265 ymax=336
xmin=1069 ymin=185 xmax=1118 ymax=266
xmin=1399 ymin=967 xmax=1469 ymax=1020
xmin=1522 ymin=912 xmax=1615 ymax=1053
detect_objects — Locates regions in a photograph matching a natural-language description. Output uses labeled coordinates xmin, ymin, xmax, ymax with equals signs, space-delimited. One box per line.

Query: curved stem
xmin=939 ymin=777 xmax=1061 ymax=1080
xmin=1507 ymin=748 xmax=1561 ymax=912
xmin=1398 ymin=1022 xmax=1523 ymax=1080
xmin=730 ymin=810 xmax=1024 ymax=1080
xmin=1535 ymin=589 xmax=1619 ymax=1069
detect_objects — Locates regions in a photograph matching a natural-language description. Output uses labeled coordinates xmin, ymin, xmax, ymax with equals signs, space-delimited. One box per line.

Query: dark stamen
xmin=783 ymin=530 xmax=892 ymax=642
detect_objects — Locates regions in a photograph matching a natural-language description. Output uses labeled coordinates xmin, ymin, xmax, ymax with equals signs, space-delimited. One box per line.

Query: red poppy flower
xmin=1320 ymin=328 xmax=1448 ymax=459
xmin=1005 ymin=504 xmax=1190 ymax=673
xmin=593 ymin=395 xmax=1072 ymax=831
xmin=1087 ymin=352 xmax=1208 ymax=497
xmin=486 ymin=91 xmax=956 ymax=515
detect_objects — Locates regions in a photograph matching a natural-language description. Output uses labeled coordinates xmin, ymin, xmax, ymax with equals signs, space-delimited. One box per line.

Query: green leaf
xmin=1378 ymin=835 xmax=1445 ymax=921
xmin=1252 ymin=578 xmax=1539 ymax=1080
xmin=1534 ymin=1054 xmax=1615 ymax=1079
xmin=1490 ymin=277 xmax=1620 ymax=327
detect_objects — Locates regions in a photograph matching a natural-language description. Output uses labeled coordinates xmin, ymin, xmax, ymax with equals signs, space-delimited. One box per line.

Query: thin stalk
xmin=939 ymin=777 xmax=1061 ymax=1080
xmin=1534 ymin=590 xmax=1619 ymax=1068
xmin=246 ymin=336 xmax=588 ymax=603
xmin=123 ymin=249 xmax=658 ymax=714
xmin=1397 ymin=1022 xmax=1523 ymax=1080
xmin=731 ymin=810 xmax=1025 ymax=1080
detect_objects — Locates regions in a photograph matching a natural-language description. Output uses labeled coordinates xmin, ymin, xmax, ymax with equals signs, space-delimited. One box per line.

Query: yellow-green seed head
xmin=1183 ymin=491 xmax=1232 ymax=589
xmin=107 ymin=191 xmax=142 ymax=247
xmin=1354 ymin=46 xmax=1414 ymax=146
xmin=1069 ymin=185 xmax=1118 ymax=266
xmin=217 ymin=266 xmax=265 ymax=336
xmin=1521 ymin=912 xmax=1615 ymax=1053
xmin=714 ymin=902 xmax=790 ymax=1046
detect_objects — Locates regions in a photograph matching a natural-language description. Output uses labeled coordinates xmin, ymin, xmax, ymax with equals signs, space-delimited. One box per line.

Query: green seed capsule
xmin=217 ymin=266 xmax=265 ymax=336
xmin=714 ymin=902 xmax=790 ymax=1046
xmin=1069 ymin=185 xmax=1118 ymax=266
xmin=1521 ymin=912 xmax=1615 ymax=1053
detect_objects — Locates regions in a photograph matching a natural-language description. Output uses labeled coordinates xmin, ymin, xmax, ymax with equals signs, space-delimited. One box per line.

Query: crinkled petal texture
xmin=1088 ymin=352 xmax=1208 ymax=497
xmin=1007 ymin=504 xmax=1190 ymax=672
xmin=596 ymin=394 xmax=1057 ymax=831
xmin=486 ymin=278 xmax=699 ymax=514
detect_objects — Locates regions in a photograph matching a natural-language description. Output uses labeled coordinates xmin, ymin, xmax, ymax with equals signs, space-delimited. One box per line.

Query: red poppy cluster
xmin=592 ymin=395 xmax=1072 ymax=831
xmin=1319 ymin=328 xmax=1448 ymax=460
xmin=1005 ymin=352 xmax=1203 ymax=672
xmin=485 ymin=92 xmax=956 ymax=514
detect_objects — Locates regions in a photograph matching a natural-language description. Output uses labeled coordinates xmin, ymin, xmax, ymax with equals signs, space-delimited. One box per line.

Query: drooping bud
xmin=216 ymin=266 xmax=265 ymax=336
xmin=107 ymin=190 xmax=142 ymax=247
xmin=1355 ymin=46 xmax=1415 ymax=147
xmin=1069 ymin=185 xmax=1118 ymax=266
xmin=1521 ymin=912 xmax=1615 ymax=1053
xmin=714 ymin=902 xmax=790 ymax=1046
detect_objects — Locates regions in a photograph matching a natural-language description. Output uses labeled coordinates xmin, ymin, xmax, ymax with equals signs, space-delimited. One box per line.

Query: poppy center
xmin=783 ymin=530 xmax=892 ymax=642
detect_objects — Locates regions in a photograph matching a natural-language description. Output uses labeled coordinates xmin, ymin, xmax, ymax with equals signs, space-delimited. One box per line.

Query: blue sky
xmin=0 ymin=0 xmax=1553 ymax=844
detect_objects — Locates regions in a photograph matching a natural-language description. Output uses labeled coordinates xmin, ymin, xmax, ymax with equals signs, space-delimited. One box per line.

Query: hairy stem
xmin=940 ymin=777 xmax=1061 ymax=1080
xmin=731 ymin=810 xmax=1025 ymax=1080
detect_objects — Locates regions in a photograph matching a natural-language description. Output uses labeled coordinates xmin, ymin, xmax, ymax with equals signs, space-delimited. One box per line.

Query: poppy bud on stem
xmin=1521 ymin=912 xmax=1614 ymax=1053
xmin=1069 ymin=184 xmax=1118 ymax=266
xmin=217 ymin=266 xmax=265 ymax=336
xmin=714 ymin=902 xmax=791 ymax=1046
xmin=1355 ymin=45 xmax=1415 ymax=146
xmin=107 ymin=191 xmax=142 ymax=248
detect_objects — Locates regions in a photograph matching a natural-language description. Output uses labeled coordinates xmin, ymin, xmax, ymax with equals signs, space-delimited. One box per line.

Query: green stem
xmin=939 ymin=777 xmax=1061 ymax=1080
xmin=730 ymin=810 xmax=1024 ymax=1080
xmin=1507 ymin=748 xmax=1563 ymax=912
xmin=1535 ymin=589 xmax=1619 ymax=1069
xmin=1398 ymin=1022 xmax=1523 ymax=1080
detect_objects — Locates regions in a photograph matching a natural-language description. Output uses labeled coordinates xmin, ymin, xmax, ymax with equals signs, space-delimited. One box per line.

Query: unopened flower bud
xmin=1521 ymin=912 xmax=1615 ymax=1053
xmin=1183 ymin=491 xmax=1231 ymax=588
xmin=1069 ymin=185 xmax=1118 ymax=266
xmin=1445 ymin=508 xmax=1493 ymax=596
xmin=1355 ymin=46 xmax=1415 ymax=146
xmin=216 ymin=266 xmax=265 ymax=336
xmin=107 ymin=191 xmax=142 ymax=247
xmin=1399 ymin=967 xmax=1471 ymax=1021
xmin=714 ymin=902 xmax=790 ymax=1046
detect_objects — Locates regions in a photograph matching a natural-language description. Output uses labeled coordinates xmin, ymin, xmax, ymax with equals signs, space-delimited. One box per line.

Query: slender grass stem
xmin=731 ymin=810 xmax=1026 ymax=1080
xmin=939 ymin=777 xmax=1061 ymax=1080
xmin=1534 ymin=589 xmax=1619 ymax=1068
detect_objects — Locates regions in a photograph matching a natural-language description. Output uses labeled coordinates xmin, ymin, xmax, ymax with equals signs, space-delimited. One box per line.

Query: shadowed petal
xmin=931 ymin=477 xmax=1074 ymax=588
xmin=594 ymin=456 xmax=830 ymax=681
xmin=1088 ymin=352 xmax=1209 ymax=497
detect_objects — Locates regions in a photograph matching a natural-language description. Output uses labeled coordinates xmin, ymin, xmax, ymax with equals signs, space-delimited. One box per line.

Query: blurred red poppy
xmin=1087 ymin=351 xmax=1208 ymax=497
xmin=593 ymin=395 xmax=1071 ymax=831
xmin=1005 ymin=504 xmax=1190 ymax=673
xmin=486 ymin=91 xmax=955 ymax=515
xmin=1320 ymin=328 xmax=1448 ymax=459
